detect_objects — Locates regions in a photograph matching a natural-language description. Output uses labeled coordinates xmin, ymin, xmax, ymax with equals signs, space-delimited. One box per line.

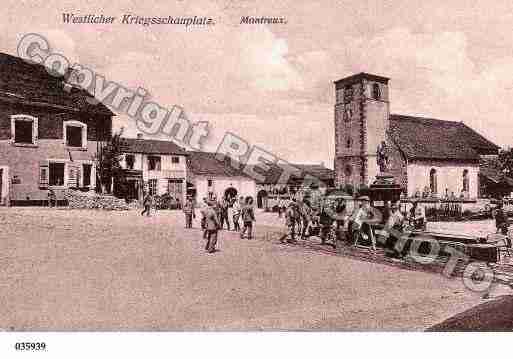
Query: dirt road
xmin=0 ymin=208 xmax=503 ymax=330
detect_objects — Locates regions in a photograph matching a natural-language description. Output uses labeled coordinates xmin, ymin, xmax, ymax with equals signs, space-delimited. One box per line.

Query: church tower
xmin=334 ymin=73 xmax=390 ymax=188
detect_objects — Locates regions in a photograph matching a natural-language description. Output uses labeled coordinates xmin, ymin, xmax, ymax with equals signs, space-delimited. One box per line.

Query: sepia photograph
xmin=1 ymin=0 xmax=513 ymax=356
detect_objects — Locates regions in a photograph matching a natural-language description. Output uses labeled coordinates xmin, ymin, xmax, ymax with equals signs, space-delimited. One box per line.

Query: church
xmin=333 ymin=72 xmax=504 ymax=199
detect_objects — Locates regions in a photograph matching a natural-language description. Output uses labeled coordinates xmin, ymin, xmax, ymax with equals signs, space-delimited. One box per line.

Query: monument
xmin=366 ymin=139 xmax=402 ymax=204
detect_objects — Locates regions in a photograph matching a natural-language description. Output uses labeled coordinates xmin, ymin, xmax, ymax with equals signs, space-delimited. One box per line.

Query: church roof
xmin=389 ymin=114 xmax=499 ymax=161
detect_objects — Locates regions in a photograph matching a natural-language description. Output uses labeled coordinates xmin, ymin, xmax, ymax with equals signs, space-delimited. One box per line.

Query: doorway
xmin=257 ymin=189 xmax=268 ymax=209
xmin=224 ymin=187 xmax=237 ymax=201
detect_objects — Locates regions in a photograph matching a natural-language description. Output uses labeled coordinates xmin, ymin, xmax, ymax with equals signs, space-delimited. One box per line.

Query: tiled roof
xmin=255 ymin=162 xmax=334 ymax=185
xmin=0 ymin=52 xmax=113 ymax=116
xmin=187 ymin=151 xmax=249 ymax=177
xmin=389 ymin=114 xmax=499 ymax=161
xmin=120 ymin=138 xmax=188 ymax=155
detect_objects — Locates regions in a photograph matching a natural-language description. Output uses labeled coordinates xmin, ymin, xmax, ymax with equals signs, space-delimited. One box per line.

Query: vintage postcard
xmin=1 ymin=0 xmax=513 ymax=355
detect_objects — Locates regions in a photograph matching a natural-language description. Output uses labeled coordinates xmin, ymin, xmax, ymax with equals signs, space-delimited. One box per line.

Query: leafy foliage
xmin=498 ymin=148 xmax=513 ymax=178
xmin=96 ymin=128 xmax=125 ymax=194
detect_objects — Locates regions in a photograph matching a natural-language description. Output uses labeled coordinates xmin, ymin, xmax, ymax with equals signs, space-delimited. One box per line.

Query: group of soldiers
xmin=281 ymin=195 xmax=428 ymax=253
xmin=182 ymin=195 xmax=257 ymax=253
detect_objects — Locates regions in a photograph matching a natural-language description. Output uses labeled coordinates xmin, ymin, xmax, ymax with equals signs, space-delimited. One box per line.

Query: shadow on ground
xmin=427 ymin=295 xmax=513 ymax=331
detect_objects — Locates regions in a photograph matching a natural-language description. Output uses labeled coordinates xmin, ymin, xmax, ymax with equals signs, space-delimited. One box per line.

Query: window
xmin=11 ymin=115 xmax=38 ymax=145
xmin=171 ymin=156 xmax=180 ymax=164
xmin=429 ymin=168 xmax=438 ymax=194
xmin=207 ymin=179 xmax=213 ymax=187
xmin=83 ymin=164 xmax=92 ymax=187
xmin=344 ymin=165 xmax=352 ymax=178
xmin=346 ymin=137 xmax=352 ymax=148
xmin=372 ymin=83 xmax=381 ymax=100
xmin=344 ymin=85 xmax=353 ymax=104
xmin=63 ymin=121 xmax=87 ymax=148
xmin=462 ymin=169 xmax=469 ymax=193
xmin=125 ymin=154 xmax=135 ymax=170
xmin=49 ymin=162 xmax=65 ymax=186
xmin=148 ymin=179 xmax=157 ymax=195
xmin=66 ymin=126 xmax=82 ymax=147
xmin=148 ymin=156 xmax=161 ymax=171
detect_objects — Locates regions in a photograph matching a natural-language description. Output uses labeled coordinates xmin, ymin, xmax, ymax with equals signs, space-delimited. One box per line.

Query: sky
xmin=2 ymin=0 xmax=513 ymax=168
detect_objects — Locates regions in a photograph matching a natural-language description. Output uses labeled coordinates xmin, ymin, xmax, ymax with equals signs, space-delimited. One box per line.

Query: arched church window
xmin=372 ymin=83 xmax=381 ymax=100
xmin=462 ymin=169 xmax=469 ymax=192
xmin=429 ymin=168 xmax=438 ymax=194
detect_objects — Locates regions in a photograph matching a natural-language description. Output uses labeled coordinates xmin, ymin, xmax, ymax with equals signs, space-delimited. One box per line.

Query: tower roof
xmin=334 ymin=72 xmax=389 ymax=88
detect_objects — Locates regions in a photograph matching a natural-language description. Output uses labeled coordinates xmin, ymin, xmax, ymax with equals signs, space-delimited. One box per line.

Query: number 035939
xmin=14 ymin=342 xmax=46 ymax=351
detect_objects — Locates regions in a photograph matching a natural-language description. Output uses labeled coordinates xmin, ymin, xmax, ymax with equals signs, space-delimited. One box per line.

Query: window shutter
xmin=68 ymin=164 xmax=79 ymax=188
xmin=39 ymin=161 xmax=49 ymax=189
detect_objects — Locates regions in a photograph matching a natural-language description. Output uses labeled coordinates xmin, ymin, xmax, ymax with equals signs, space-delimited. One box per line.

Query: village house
xmin=0 ymin=52 xmax=113 ymax=206
xmin=255 ymin=163 xmax=335 ymax=208
xmin=186 ymin=151 xmax=257 ymax=203
xmin=118 ymin=135 xmax=188 ymax=203
xmin=333 ymin=72 xmax=506 ymax=199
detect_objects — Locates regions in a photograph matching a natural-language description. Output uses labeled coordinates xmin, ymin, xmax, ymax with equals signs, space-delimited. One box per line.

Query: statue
xmin=376 ymin=140 xmax=389 ymax=173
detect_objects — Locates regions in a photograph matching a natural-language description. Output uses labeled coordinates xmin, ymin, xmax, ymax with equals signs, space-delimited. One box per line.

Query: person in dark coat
xmin=141 ymin=192 xmax=153 ymax=216
xmin=219 ymin=197 xmax=230 ymax=230
xmin=319 ymin=199 xmax=335 ymax=245
xmin=494 ymin=200 xmax=509 ymax=235
xmin=204 ymin=200 xmax=221 ymax=253
xmin=240 ymin=196 xmax=256 ymax=239
xmin=183 ymin=196 xmax=196 ymax=228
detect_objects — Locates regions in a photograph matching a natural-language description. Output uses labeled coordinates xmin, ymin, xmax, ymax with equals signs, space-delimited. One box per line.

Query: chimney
xmin=136 ymin=133 xmax=143 ymax=139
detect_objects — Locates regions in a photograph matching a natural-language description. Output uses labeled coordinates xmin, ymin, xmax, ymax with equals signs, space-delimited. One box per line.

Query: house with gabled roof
xmin=334 ymin=72 xmax=505 ymax=199
xmin=254 ymin=162 xmax=335 ymax=208
xmin=0 ymin=52 xmax=114 ymax=205
xmin=186 ymin=151 xmax=257 ymax=203
xmin=118 ymin=134 xmax=188 ymax=202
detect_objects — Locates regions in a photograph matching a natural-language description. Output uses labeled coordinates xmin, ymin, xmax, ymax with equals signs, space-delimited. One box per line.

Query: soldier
xmin=204 ymin=200 xmax=221 ymax=253
xmin=183 ymin=196 xmax=196 ymax=229
xmin=232 ymin=196 xmax=244 ymax=231
xmin=199 ymin=197 xmax=209 ymax=239
xmin=141 ymin=192 xmax=152 ymax=217
xmin=219 ymin=197 xmax=230 ymax=230
xmin=352 ymin=196 xmax=377 ymax=251
xmin=409 ymin=200 xmax=427 ymax=231
xmin=319 ymin=198 xmax=335 ymax=246
xmin=299 ymin=199 xmax=312 ymax=239
xmin=494 ymin=200 xmax=509 ymax=235
xmin=384 ymin=202 xmax=406 ymax=258
xmin=240 ymin=196 xmax=256 ymax=239
xmin=284 ymin=200 xmax=301 ymax=243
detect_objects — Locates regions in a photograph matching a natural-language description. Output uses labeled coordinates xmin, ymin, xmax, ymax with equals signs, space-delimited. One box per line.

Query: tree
xmin=498 ymin=148 xmax=513 ymax=178
xmin=96 ymin=128 xmax=125 ymax=194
